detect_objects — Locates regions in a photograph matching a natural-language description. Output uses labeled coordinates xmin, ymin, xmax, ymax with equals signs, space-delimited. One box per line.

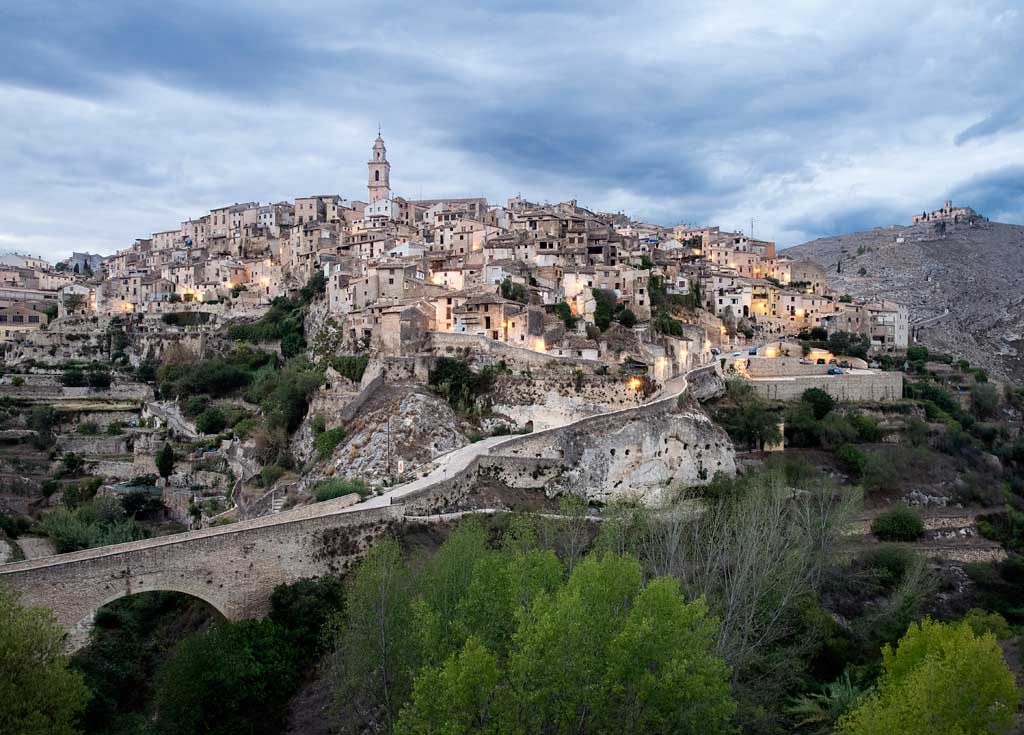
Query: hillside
xmin=785 ymin=219 xmax=1024 ymax=383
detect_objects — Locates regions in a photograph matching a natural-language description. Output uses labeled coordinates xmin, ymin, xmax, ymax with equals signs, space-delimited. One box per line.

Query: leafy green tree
xmin=269 ymin=576 xmax=345 ymax=655
xmin=553 ymin=300 xmax=577 ymax=329
xmin=195 ymin=406 xmax=226 ymax=435
xmin=617 ymin=308 xmax=637 ymax=328
xmin=0 ymin=587 xmax=90 ymax=735
xmin=332 ymin=539 xmax=419 ymax=733
xmin=155 ymin=442 xmax=175 ymax=478
xmin=395 ymin=636 xmax=503 ymax=735
xmin=801 ymin=387 xmax=834 ymax=420
xmin=971 ymin=382 xmax=999 ymax=419
xmin=836 ymin=618 xmax=1020 ymax=735
xmin=499 ymin=277 xmax=528 ymax=304
xmin=592 ymin=578 xmax=736 ymax=733
xmin=592 ymin=288 xmax=617 ymax=331
xmin=153 ymin=620 xmax=301 ymax=735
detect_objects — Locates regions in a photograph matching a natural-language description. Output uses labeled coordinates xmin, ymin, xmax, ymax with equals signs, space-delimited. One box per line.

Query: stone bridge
xmin=0 ymin=365 xmax=726 ymax=642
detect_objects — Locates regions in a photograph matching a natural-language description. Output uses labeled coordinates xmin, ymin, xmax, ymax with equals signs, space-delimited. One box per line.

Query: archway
xmin=68 ymin=587 xmax=229 ymax=653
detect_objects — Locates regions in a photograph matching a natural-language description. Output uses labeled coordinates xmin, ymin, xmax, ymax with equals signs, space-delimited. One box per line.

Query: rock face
xmin=785 ymin=219 xmax=1024 ymax=382
xmin=488 ymin=373 xmax=642 ymax=430
xmin=317 ymin=386 xmax=469 ymax=485
xmin=491 ymin=390 xmax=735 ymax=504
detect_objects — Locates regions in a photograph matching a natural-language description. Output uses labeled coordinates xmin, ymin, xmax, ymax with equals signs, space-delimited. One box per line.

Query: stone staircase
xmin=270 ymin=491 xmax=287 ymax=514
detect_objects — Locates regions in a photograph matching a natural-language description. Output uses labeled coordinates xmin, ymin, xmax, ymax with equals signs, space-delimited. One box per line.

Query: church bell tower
xmin=367 ymin=133 xmax=391 ymax=204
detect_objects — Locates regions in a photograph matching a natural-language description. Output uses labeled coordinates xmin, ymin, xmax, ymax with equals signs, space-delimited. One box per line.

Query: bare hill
xmin=785 ymin=219 xmax=1024 ymax=383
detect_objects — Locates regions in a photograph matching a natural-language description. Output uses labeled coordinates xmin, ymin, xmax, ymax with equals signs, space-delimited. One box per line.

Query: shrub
xmin=961 ymin=608 xmax=1013 ymax=640
xmin=616 ymin=309 xmax=637 ymax=328
xmin=330 ymin=354 xmax=369 ymax=383
xmin=871 ymin=505 xmax=925 ymax=542
xmin=77 ymin=421 xmax=99 ymax=435
xmin=553 ymin=301 xmax=577 ymax=329
xmin=848 ymin=413 xmax=883 ymax=442
xmin=971 ymin=382 xmax=999 ymax=418
xmin=269 ymin=576 xmax=346 ymax=655
xmin=261 ymin=464 xmax=286 ymax=488
xmin=835 ymin=444 xmax=867 ymax=478
xmin=315 ymin=427 xmax=347 ymax=459
xmin=195 ymin=407 xmax=227 ymax=435
xmin=801 ymin=388 xmax=834 ymax=419
xmin=861 ymin=545 xmax=917 ymax=589
xmin=313 ymin=478 xmax=369 ymax=502
xmin=905 ymin=345 xmax=929 ymax=362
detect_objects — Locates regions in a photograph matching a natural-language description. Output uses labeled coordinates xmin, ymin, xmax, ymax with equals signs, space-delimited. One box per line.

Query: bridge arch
xmin=67 ymin=586 xmax=229 ymax=653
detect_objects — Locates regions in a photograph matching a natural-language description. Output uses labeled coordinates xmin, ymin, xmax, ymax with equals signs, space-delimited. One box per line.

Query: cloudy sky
xmin=2 ymin=1 xmax=1023 ymax=260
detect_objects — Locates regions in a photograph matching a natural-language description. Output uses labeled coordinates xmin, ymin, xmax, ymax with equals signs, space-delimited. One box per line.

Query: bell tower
xmin=367 ymin=133 xmax=391 ymax=204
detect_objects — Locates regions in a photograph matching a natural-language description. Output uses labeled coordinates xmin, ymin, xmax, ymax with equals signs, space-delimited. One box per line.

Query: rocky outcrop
xmin=313 ymin=386 xmax=469 ymax=486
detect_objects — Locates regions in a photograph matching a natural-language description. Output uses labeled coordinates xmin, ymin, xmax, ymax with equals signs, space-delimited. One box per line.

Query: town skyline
xmin=3 ymin=1 xmax=1023 ymax=260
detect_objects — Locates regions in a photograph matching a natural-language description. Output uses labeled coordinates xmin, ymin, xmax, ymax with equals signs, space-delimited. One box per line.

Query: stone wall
xmin=745 ymin=357 xmax=830 ymax=377
xmin=749 ymin=372 xmax=903 ymax=402
xmin=426 ymin=331 xmax=601 ymax=371
xmin=489 ymin=374 xmax=642 ymax=429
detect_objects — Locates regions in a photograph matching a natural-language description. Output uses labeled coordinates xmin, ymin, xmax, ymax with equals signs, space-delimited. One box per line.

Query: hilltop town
xmin=4 ymin=138 xmax=1024 ymax=735
xmin=2 ymin=134 xmax=908 ymax=372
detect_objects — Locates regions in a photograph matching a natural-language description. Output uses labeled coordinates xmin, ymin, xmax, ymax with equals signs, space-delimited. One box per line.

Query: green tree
xmin=395 ymin=636 xmax=503 ymax=735
xmin=801 ymin=388 xmax=834 ymax=420
xmin=592 ymin=288 xmax=617 ymax=331
xmin=155 ymin=442 xmax=175 ymax=478
xmin=617 ymin=308 xmax=637 ymax=328
xmin=499 ymin=277 xmax=528 ymax=304
xmin=971 ymin=382 xmax=999 ymax=419
xmin=836 ymin=618 xmax=1020 ymax=735
xmin=553 ymin=301 xmax=578 ymax=329
xmin=332 ymin=539 xmax=418 ymax=733
xmin=269 ymin=576 xmax=345 ymax=655
xmin=153 ymin=620 xmax=301 ymax=735
xmin=195 ymin=406 xmax=227 ymax=435
xmin=0 ymin=587 xmax=90 ymax=735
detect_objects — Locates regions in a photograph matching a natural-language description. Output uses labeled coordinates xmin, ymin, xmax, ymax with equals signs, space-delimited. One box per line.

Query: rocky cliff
xmin=785 ymin=219 xmax=1024 ymax=383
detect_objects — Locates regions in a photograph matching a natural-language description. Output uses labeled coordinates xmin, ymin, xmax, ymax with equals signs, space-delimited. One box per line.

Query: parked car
xmin=827 ymin=367 xmax=844 ymax=375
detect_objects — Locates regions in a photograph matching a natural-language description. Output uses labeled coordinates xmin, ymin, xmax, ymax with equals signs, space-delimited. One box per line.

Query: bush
xmin=331 ymin=354 xmax=369 ymax=383
xmin=961 ymin=608 xmax=1013 ymax=640
xmin=313 ymin=478 xmax=370 ymax=502
xmin=861 ymin=545 xmax=917 ymax=589
xmin=905 ymin=345 xmax=929 ymax=362
xmin=553 ymin=301 xmax=577 ymax=329
xmin=835 ymin=444 xmax=867 ymax=478
xmin=261 ymin=464 xmax=286 ymax=488
xmin=77 ymin=421 xmax=99 ymax=435
xmin=971 ymin=382 xmax=999 ymax=418
xmin=315 ymin=427 xmax=347 ymax=459
xmin=195 ymin=407 xmax=227 ymax=435
xmin=848 ymin=413 xmax=883 ymax=442
xmin=871 ymin=505 xmax=925 ymax=542
xmin=269 ymin=577 xmax=346 ymax=655
xmin=616 ymin=309 xmax=637 ymax=328
xmin=153 ymin=620 xmax=302 ymax=735
xmin=801 ymin=388 xmax=835 ymax=419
